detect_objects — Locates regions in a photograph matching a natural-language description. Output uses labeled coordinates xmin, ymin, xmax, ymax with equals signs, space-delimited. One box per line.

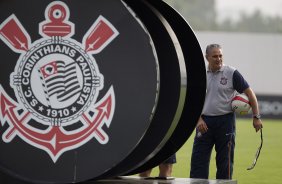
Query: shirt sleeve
xmin=233 ymin=70 xmax=249 ymax=93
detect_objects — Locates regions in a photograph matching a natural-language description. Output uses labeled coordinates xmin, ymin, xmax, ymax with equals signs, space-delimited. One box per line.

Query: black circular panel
xmin=0 ymin=0 xmax=159 ymax=183
xmin=127 ymin=0 xmax=207 ymax=174
xmin=95 ymin=0 xmax=186 ymax=179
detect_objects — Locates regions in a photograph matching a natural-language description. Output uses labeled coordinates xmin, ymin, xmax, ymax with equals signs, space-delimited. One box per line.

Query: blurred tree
xmin=232 ymin=10 xmax=282 ymax=33
xmin=164 ymin=0 xmax=217 ymax=30
xmin=163 ymin=0 xmax=282 ymax=34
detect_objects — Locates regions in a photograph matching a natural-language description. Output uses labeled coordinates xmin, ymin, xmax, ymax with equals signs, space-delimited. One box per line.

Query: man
xmin=190 ymin=44 xmax=263 ymax=179
xmin=139 ymin=154 xmax=176 ymax=178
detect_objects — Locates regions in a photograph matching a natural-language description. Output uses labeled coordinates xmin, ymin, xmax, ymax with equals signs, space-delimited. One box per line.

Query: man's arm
xmin=243 ymin=87 xmax=263 ymax=132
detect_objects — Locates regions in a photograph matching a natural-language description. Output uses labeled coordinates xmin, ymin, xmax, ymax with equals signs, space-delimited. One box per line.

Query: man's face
xmin=206 ymin=48 xmax=223 ymax=72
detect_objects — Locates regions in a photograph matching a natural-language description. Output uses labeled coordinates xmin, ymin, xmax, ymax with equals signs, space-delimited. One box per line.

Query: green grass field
xmin=149 ymin=119 xmax=282 ymax=184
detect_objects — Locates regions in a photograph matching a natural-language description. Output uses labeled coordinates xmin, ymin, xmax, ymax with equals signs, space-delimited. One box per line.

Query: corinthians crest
xmin=0 ymin=1 xmax=118 ymax=162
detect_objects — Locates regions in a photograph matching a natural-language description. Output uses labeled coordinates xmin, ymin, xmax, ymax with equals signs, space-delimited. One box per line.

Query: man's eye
xmin=212 ymin=55 xmax=222 ymax=58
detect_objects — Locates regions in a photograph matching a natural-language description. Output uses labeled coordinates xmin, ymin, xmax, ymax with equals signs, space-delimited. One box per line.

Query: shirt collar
xmin=207 ymin=64 xmax=225 ymax=73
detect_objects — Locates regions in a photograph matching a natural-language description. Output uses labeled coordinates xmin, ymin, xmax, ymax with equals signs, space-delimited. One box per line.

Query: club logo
xmin=0 ymin=1 xmax=118 ymax=162
xmin=220 ymin=77 xmax=228 ymax=85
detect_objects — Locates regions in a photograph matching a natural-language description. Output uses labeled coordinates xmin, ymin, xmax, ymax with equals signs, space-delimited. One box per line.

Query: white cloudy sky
xmin=216 ymin=0 xmax=282 ymax=22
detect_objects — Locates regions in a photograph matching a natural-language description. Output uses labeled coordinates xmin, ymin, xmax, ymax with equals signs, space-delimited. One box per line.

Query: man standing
xmin=190 ymin=44 xmax=263 ymax=179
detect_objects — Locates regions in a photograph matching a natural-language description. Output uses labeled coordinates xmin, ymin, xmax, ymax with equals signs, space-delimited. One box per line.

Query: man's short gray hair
xmin=206 ymin=44 xmax=222 ymax=55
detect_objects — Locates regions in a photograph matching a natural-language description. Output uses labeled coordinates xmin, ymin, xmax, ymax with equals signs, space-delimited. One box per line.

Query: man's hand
xmin=197 ymin=116 xmax=208 ymax=134
xmin=253 ymin=118 xmax=263 ymax=132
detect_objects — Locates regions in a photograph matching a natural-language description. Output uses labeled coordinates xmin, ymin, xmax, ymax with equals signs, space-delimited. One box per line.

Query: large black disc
xmin=94 ymin=0 xmax=186 ymax=179
xmin=0 ymin=0 xmax=159 ymax=183
xmin=127 ymin=0 xmax=207 ymax=174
